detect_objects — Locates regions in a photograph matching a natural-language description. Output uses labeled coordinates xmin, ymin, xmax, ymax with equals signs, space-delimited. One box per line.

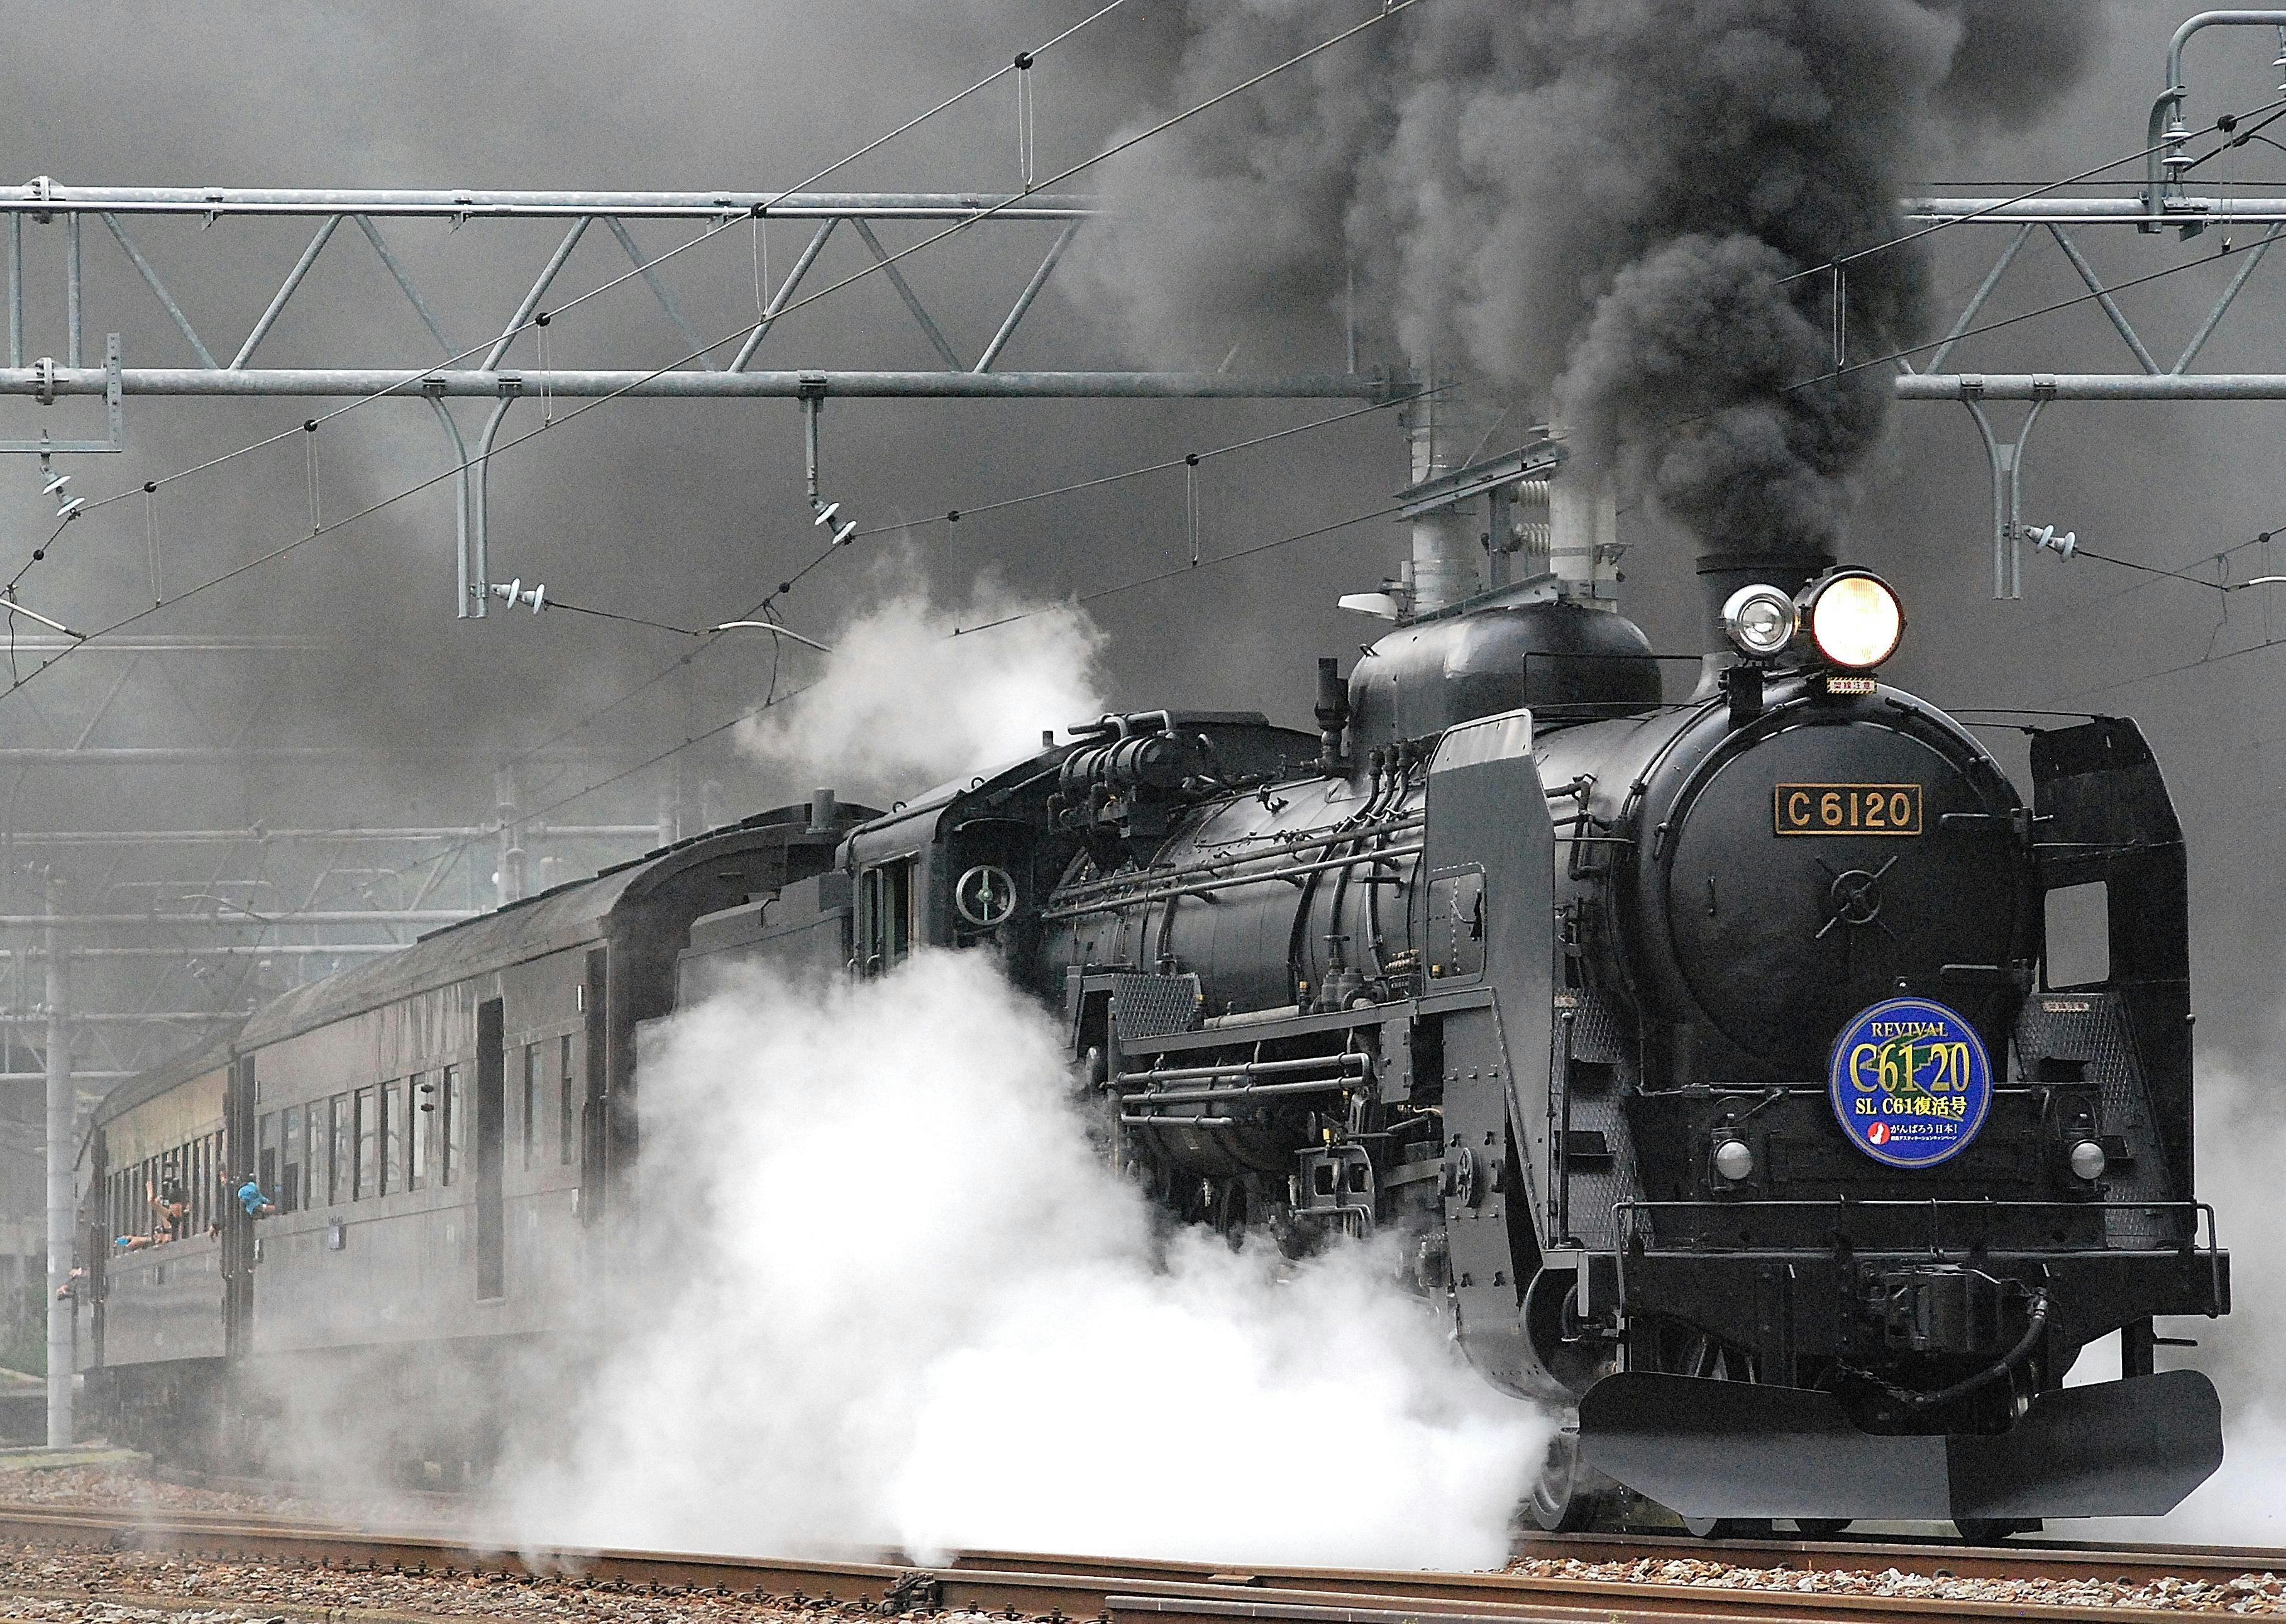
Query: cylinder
xmin=808 ymin=788 xmax=837 ymax=834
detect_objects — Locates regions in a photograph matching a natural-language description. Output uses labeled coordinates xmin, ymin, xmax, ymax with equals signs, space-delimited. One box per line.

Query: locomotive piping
xmin=1897 ymin=1288 xmax=2053 ymax=1411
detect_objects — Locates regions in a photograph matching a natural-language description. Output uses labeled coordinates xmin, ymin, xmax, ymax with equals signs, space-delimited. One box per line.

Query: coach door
xmin=223 ymin=1054 xmax=257 ymax=1352
xmin=475 ymin=998 xmax=506 ymax=1300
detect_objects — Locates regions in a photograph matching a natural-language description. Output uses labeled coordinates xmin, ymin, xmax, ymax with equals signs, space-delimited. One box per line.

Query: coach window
xmin=353 ymin=1087 xmax=377 ymax=1200
xmin=383 ymin=1080 xmax=407 ymax=1196
xmin=859 ymin=859 xmax=914 ymax=974
xmin=301 ymin=1109 xmax=323 ymax=1211
xmin=517 ymin=1044 xmax=536 ymax=1171
xmin=408 ymin=1073 xmax=429 ymax=1191
xmin=280 ymin=1107 xmax=302 ymax=1215
xmin=329 ymin=1095 xmax=350 ymax=1205
xmin=439 ymin=1064 xmax=463 ymax=1186
xmin=558 ymin=1036 xmax=577 ymax=1166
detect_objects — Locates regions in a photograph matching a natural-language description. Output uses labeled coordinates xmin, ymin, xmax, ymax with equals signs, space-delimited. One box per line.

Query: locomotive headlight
xmin=1799 ymin=570 xmax=1904 ymax=670
xmin=1721 ymin=584 xmax=1797 ymax=658
xmin=1711 ymin=1138 xmax=1755 ymax=1183
xmin=2068 ymin=1139 xmax=2107 ymax=1181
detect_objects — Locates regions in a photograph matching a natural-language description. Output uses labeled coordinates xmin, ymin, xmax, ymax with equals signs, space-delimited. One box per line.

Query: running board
xmin=1577 ymin=1368 xmax=2222 ymax=1522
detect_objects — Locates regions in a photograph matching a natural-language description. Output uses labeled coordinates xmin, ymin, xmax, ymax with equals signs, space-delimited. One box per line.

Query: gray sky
xmin=1 ymin=0 xmax=2284 ymax=1068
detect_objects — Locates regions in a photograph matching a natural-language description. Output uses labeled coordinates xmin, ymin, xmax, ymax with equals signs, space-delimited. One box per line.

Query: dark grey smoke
xmin=1074 ymin=0 xmax=2106 ymax=557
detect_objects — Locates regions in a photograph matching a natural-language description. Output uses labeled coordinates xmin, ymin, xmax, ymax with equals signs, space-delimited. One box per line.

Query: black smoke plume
xmin=1074 ymin=0 xmax=2105 ymax=558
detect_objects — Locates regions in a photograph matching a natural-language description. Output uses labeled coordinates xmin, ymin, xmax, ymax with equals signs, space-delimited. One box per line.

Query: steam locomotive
xmin=78 ymin=439 xmax=2228 ymax=1538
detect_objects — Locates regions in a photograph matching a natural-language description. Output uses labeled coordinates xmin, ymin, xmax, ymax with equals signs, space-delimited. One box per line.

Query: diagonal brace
xmin=99 ymin=214 xmax=216 ymax=368
xmin=605 ymin=217 xmax=715 ymax=370
xmin=1924 ymin=223 xmax=2035 ymax=376
xmin=731 ymin=219 xmax=836 ymax=372
xmin=231 ymin=216 xmax=340 ymax=370
xmin=851 ymin=218 xmax=963 ymax=370
xmin=2173 ymin=223 xmax=2285 ymax=373
xmin=976 ymin=220 xmax=1078 ymax=373
xmin=352 ymin=214 xmax=453 ymax=360
xmin=2047 ymin=225 xmax=2160 ymax=375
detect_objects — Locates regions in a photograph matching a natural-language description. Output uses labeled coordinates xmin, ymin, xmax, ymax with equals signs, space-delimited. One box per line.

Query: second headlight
xmin=1721 ymin=583 xmax=1798 ymax=658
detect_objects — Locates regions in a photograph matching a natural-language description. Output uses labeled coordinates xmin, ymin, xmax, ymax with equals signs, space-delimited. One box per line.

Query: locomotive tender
xmin=79 ymin=436 xmax=2228 ymax=1535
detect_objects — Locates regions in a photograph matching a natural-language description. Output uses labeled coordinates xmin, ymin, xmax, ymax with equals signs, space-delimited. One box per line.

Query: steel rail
xmin=0 ymin=1503 xmax=2275 ymax=1623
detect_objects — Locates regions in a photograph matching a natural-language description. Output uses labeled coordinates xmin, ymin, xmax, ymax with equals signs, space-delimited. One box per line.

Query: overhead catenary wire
xmin=0 ymin=0 xmax=1428 ymax=718
xmin=2043 ymin=543 xmax=2235 ymax=592
xmin=2048 ymin=524 xmax=2285 ymax=619
xmin=374 ymin=681 xmax=824 ymax=894
xmin=70 ymin=1 xmax=1135 ymax=522
xmin=755 ymin=385 xmax=1445 ymax=619
xmin=952 ymin=494 xmax=1420 ymax=640
xmin=380 ymin=479 xmax=1422 ymax=881
xmin=844 ymin=387 xmax=1445 ymax=543
xmin=2076 ymin=630 xmax=2286 ymax=696
xmin=730 ymin=1 xmax=1430 ymax=348
xmin=388 ymin=470 xmax=1419 ymax=888
xmin=1779 ymin=92 xmax=2286 ymax=289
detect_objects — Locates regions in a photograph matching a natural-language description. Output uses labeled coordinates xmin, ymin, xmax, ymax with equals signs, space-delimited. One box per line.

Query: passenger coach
xmin=77 ymin=804 xmax=858 ymax=1471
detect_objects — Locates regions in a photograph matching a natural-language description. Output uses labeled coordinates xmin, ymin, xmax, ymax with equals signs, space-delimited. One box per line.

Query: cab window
xmin=860 ymin=859 xmax=915 ymax=974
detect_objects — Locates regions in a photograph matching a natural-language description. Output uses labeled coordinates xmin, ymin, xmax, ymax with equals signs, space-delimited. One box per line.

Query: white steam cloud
xmin=2085 ymin=1056 xmax=2286 ymax=1542
xmin=739 ymin=562 xmax=1106 ymax=798
xmin=500 ymin=951 xmax=1545 ymax=1567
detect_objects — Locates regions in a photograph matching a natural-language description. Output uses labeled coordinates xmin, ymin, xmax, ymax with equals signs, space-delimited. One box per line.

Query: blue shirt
xmin=236 ymin=1181 xmax=270 ymax=1216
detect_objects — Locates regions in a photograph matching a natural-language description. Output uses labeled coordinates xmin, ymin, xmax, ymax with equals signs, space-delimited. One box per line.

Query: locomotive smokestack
xmin=1692 ymin=550 xmax=1833 ymax=698
xmin=1404 ymin=396 xmax=1476 ymax=616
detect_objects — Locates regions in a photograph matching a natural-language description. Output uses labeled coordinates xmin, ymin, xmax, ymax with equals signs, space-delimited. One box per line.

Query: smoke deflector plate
xmin=1577 ymin=1368 xmax=2223 ymax=1521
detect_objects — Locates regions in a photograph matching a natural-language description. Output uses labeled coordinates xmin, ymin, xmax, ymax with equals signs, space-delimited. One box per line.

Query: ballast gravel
xmin=0 ymin=1547 xmax=914 ymax=1624
xmin=1505 ymin=1552 xmax=2286 ymax=1613
xmin=0 ymin=1469 xmax=2282 ymax=1617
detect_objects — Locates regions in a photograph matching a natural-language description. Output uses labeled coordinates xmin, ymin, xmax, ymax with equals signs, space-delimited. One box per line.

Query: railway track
xmin=0 ymin=1501 xmax=2274 ymax=1624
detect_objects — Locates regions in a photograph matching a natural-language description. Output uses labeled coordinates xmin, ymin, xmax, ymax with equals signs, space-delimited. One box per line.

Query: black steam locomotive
xmin=78 ymin=469 xmax=2228 ymax=1537
xmin=685 ymin=536 xmax=2229 ymax=1535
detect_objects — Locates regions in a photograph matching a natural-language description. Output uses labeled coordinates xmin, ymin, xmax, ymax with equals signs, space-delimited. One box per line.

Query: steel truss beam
xmin=0 ymin=367 xmax=1385 ymax=400
xmin=1 ymin=179 xmax=1387 ymax=616
xmin=1892 ymin=180 xmax=2286 ymax=595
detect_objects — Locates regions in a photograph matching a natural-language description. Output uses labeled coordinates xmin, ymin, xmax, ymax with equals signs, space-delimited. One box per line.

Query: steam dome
xmin=1345 ymin=600 xmax=1662 ymax=750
